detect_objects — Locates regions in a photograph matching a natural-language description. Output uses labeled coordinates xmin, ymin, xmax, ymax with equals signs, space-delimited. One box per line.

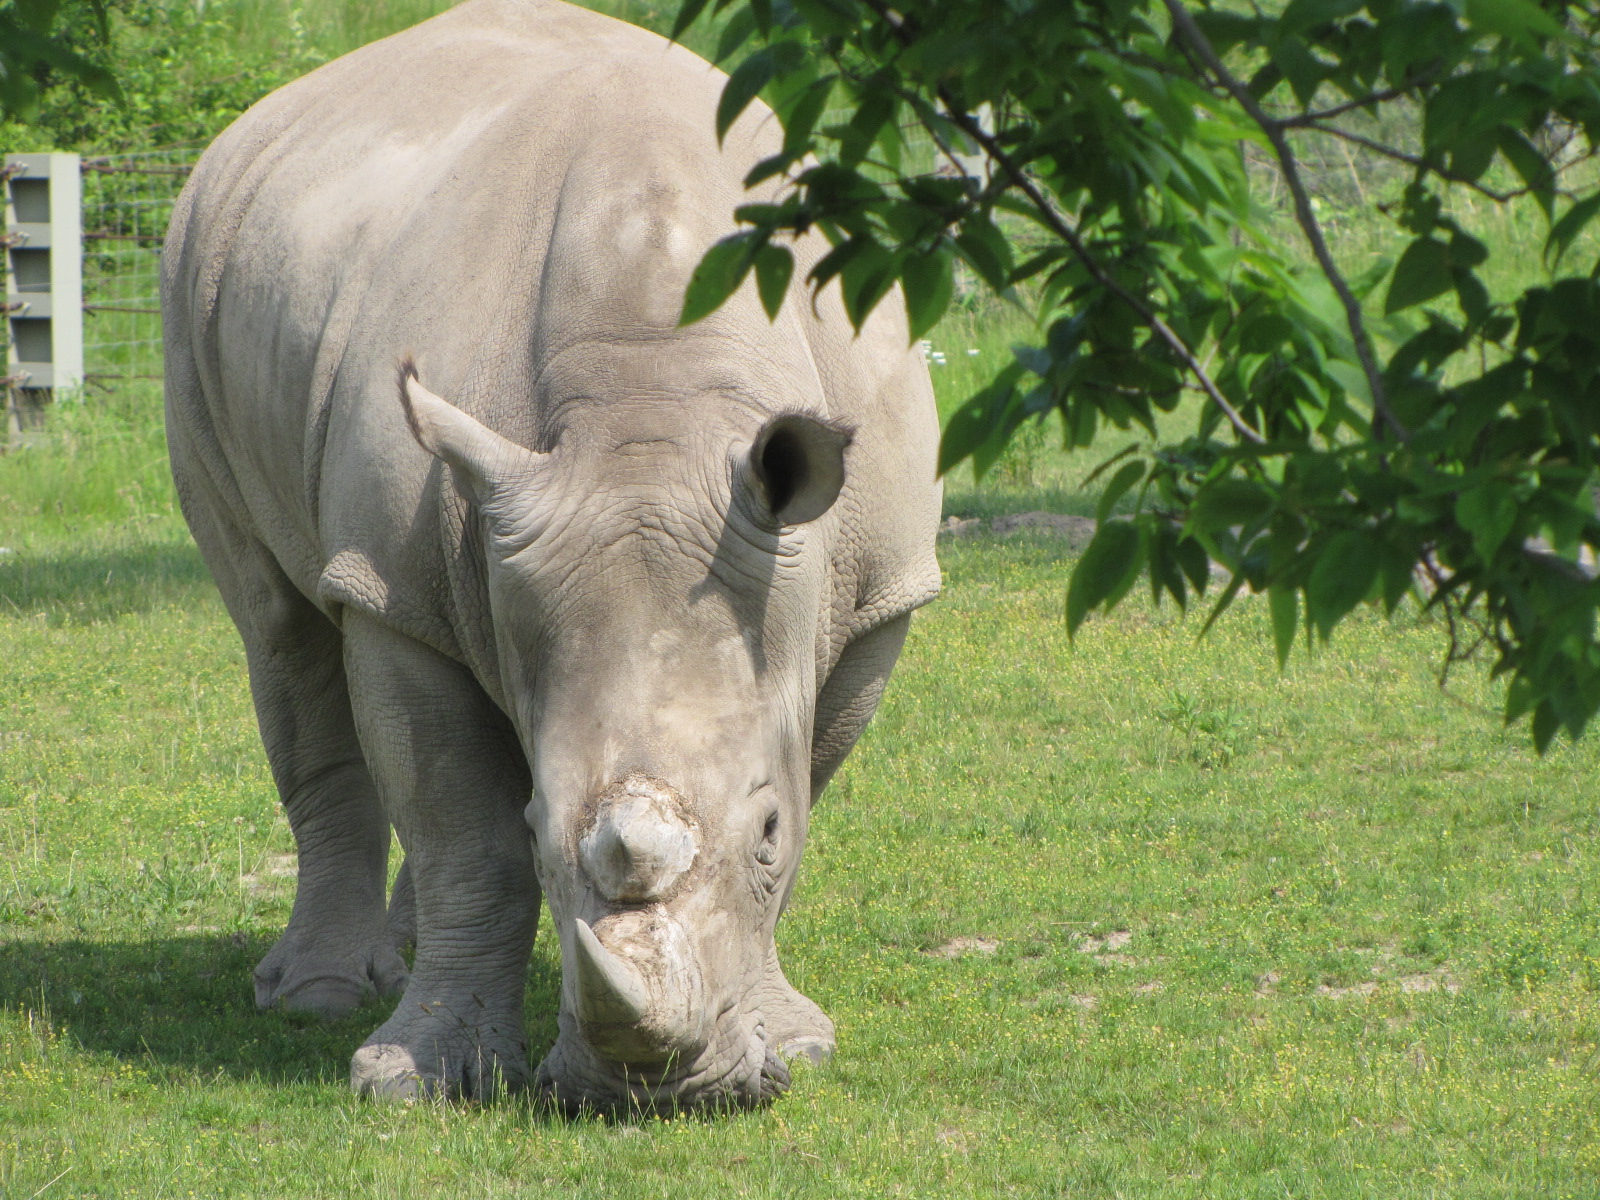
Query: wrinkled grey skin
xmin=162 ymin=0 xmax=939 ymax=1112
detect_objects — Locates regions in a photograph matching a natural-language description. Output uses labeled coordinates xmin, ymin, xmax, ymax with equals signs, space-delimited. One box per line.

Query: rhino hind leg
xmin=340 ymin=612 xmax=540 ymax=1100
xmin=174 ymin=483 xmax=408 ymax=1019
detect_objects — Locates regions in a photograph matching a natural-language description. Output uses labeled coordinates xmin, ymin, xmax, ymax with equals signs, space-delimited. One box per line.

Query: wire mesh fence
xmin=80 ymin=148 xmax=198 ymax=387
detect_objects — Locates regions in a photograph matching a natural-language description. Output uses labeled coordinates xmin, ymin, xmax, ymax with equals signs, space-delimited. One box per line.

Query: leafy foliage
xmin=675 ymin=0 xmax=1600 ymax=750
xmin=0 ymin=0 xmax=120 ymax=122
xmin=0 ymin=0 xmax=371 ymax=156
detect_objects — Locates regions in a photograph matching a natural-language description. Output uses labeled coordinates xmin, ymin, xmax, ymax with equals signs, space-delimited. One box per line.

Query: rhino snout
xmin=578 ymin=776 xmax=698 ymax=902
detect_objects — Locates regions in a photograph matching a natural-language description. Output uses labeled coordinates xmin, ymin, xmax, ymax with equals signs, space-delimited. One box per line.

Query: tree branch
xmin=1163 ymin=0 xmax=1410 ymax=446
xmin=859 ymin=0 xmax=1267 ymax=446
xmin=956 ymin=118 xmax=1267 ymax=445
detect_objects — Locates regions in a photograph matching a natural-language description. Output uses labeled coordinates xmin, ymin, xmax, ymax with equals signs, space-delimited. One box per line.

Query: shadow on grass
xmin=941 ymin=482 xmax=1100 ymax=523
xmin=0 ymin=933 xmax=564 ymax=1086
xmin=0 ymin=536 xmax=215 ymax=624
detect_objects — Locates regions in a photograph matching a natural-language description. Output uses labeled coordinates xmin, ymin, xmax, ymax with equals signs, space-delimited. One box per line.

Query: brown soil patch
xmin=931 ymin=936 xmax=999 ymax=958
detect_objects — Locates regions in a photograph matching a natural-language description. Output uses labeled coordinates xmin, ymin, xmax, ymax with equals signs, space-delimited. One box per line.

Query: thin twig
xmin=1164 ymin=0 xmax=1409 ymax=445
xmin=1301 ymin=124 xmax=1531 ymax=203
xmin=1278 ymin=86 xmax=1409 ymax=127
xmin=28 ymin=1167 xmax=72 ymax=1200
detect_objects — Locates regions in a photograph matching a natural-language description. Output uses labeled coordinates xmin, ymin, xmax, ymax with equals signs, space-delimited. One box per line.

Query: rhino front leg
xmin=751 ymin=611 xmax=913 ymax=1064
xmin=341 ymin=612 xmax=539 ymax=1099
xmin=386 ymin=856 xmax=417 ymax=953
xmin=185 ymin=500 xmax=408 ymax=1019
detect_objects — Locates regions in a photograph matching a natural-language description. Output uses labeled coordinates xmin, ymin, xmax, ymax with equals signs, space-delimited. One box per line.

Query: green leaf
xmin=749 ymin=0 xmax=772 ymax=37
xmin=714 ymin=6 xmax=759 ymax=63
xmin=1190 ymin=478 xmax=1273 ymax=533
xmin=1546 ymin=194 xmax=1600 ymax=267
xmin=679 ymin=232 xmax=759 ymax=326
xmin=1149 ymin=525 xmax=1189 ymax=610
xmin=15 ymin=0 xmax=59 ymax=33
xmin=754 ymin=243 xmax=793 ymax=321
xmin=1455 ymin=481 xmax=1517 ymax=562
xmin=1082 ymin=442 xmax=1137 ymax=488
xmin=1497 ymin=129 xmax=1555 ymax=213
xmin=839 ymin=240 xmax=898 ymax=331
xmin=836 ymin=82 xmax=896 ymax=167
xmin=954 ymin=217 xmax=1013 ymax=291
xmin=1271 ymin=37 xmax=1325 ymax=107
xmin=1305 ymin=531 xmax=1380 ymax=638
xmin=1278 ymin=0 xmax=1363 ymax=34
xmin=781 ymin=76 xmax=835 ymax=157
xmin=1175 ymin=536 xmax=1212 ymax=594
xmin=1385 ymin=238 xmax=1453 ymax=315
xmin=1066 ymin=520 xmax=1145 ymax=638
xmin=1193 ymin=10 xmax=1264 ymax=53
xmin=669 ymin=0 xmax=713 ymax=41
xmin=900 ymin=246 xmax=954 ymax=343
xmin=1532 ymin=699 xmax=1560 ymax=754
xmin=1269 ymin=585 xmax=1298 ymax=668
xmin=938 ymin=365 xmax=1025 ymax=476
xmin=1199 ymin=570 xmax=1246 ymax=637
xmin=716 ymin=43 xmax=799 ymax=142
xmin=1096 ymin=460 xmax=1146 ymax=524
xmin=1462 ymin=0 xmax=1565 ymax=46
xmin=1379 ymin=541 xmax=1418 ymax=614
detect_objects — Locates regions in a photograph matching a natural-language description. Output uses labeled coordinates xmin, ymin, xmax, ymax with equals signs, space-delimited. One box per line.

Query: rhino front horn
xmin=573 ymin=918 xmax=649 ymax=1028
xmin=571 ymin=914 xmax=708 ymax=1064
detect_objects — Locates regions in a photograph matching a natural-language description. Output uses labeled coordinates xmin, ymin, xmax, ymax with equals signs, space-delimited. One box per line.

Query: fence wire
xmin=80 ymin=148 xmax=197 ymax=386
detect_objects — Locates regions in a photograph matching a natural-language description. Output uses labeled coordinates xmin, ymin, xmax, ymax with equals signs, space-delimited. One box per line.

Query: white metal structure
xmin=5 ymin=152 xmax=84 ymax=397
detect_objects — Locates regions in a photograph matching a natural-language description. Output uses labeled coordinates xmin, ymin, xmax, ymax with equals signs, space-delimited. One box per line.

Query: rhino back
xmin=164 ymin=0 xmax=940 ymax=693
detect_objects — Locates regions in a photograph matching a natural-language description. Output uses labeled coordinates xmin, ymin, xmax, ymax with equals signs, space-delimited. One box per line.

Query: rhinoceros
xmin=162 ymin=0 xmax=940 ymax=1110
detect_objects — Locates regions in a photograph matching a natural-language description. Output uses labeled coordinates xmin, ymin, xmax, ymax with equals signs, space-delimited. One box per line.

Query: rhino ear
xmin=751 ymin=413 xmax=854 ymax=526
xmin=397 ymin=357 xmax=543 ymax=514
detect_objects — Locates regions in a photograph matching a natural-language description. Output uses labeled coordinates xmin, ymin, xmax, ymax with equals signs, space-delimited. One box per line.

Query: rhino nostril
xmin=579 ymin=777 xmax=697 ymax=902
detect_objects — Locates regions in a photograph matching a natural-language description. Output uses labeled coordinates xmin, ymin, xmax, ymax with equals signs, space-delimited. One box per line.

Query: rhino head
xmin=399 ymin=362 xmax=850 ymax=1111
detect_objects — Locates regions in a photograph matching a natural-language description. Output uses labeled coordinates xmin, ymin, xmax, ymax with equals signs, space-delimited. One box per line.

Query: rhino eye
xmin=756 ymin=812 xmax=780 ymax=865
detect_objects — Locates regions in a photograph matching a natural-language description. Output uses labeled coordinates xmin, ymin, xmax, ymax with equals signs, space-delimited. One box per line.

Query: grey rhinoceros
xmin=162 ymin=0 xmax=940 ymax=1111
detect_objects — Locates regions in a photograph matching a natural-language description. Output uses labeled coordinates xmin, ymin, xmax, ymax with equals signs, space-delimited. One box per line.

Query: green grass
xmin=2 ymin=3 xmax=1598 ymax=1194
xmin=3 ymin=358 xmax=1599 ymax=1198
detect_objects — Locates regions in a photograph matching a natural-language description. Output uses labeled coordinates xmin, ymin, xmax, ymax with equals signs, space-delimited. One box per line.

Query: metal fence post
xmin=5 ymin=152 xmax=84 ymax=448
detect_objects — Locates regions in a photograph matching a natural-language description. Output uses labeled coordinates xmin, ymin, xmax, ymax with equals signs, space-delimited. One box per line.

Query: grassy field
xmin=2 ymin=371 xmax=1599 ymax=1197
xmin=1 ymin=1 xmax=1598 ymax=1195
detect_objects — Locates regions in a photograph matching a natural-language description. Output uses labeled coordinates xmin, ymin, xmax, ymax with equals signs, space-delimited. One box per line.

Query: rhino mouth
xmin=533 ymin=1010 xmax=789 ymax=1115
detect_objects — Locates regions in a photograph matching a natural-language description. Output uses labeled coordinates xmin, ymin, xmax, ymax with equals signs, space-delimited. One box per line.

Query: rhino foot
xmin=350 ymin=999 xmax=530 ymax=1100
xmin=760 ymin=975 xmax=836 ymax=1066
xmin=254 ymin=925 xmax=410 ymax=1019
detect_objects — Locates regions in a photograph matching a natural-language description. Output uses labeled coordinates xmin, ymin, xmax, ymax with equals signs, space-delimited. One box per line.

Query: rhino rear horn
xmin=396 ymin=356 xmax=545 ymax=514
xmin=751 ymin=412 xmax=853 ymax=525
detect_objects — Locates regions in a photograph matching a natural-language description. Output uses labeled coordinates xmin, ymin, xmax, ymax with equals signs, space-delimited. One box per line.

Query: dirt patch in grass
xmin=930 ymin=936 xmax=999 ymax=958
xmin=1077 ymin=930 xmax=1132 ymax=954
xmin=241 ymin=853 xmax=297 ymax=895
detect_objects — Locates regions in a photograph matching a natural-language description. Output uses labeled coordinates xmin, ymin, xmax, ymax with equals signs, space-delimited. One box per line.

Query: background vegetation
xmin=675 ymin=0 xmax=1600 ymax=753
xmin=1 ymin=1 xmax=1597 ymax=1196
